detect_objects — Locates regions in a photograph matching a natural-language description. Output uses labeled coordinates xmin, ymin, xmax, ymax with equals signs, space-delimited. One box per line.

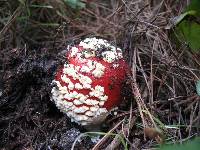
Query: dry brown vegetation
xmin=0 ymin=0 xmax=199 ymax=149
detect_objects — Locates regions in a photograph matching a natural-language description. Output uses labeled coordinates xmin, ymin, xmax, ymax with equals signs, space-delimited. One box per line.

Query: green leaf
xmin=169 ymin=0 xmax=200 ymax=27
xmin=30 ymin=4 xmax=53 ymax=9
xmin=159 ymin=138 xmax=200 ymax=150
xmin=173 ymin=0 xmax=200 ymax=53
xmin=185 ymin=0 xmax=200 ymax=16
xmin=64 ymin=0 xmax=86 ymax=9
xmin=196 ymin=80 xmax=200 ymax=96
xmin=177 ymin=20 xmax=200 ymax=52
xmin=171 ymin=10 xmax=197 ymax=26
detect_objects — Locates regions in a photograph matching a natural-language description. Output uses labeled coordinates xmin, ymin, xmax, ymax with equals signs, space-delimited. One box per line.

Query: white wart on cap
xmin=51 ymin=37 xmax=127 ymax=126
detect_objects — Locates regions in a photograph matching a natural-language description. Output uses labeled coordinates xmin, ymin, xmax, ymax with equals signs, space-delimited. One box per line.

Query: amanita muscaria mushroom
xmin=51 ymin=37 xmax=128 ymax=126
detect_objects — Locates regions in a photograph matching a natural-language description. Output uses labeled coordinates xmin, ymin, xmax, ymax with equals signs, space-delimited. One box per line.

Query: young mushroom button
xmin=51 ymin=37 xmax=128 ymax=126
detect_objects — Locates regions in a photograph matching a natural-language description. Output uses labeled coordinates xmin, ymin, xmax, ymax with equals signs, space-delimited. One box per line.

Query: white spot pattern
xmin=70 ymin=37 xmax=123 ymax=64
xmin=51 ymin=37 xmax=125 ymax=125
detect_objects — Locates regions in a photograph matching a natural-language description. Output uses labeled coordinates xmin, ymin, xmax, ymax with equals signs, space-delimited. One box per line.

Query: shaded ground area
xmin=0 ymin=0 xmax=199 ymax=149
xmin=0 ymin=47 xmax=94 ymax=149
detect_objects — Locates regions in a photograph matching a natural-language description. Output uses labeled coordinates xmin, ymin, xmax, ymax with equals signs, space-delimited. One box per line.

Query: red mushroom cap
xmin=51 ymin=37 xmax=128 ymax=126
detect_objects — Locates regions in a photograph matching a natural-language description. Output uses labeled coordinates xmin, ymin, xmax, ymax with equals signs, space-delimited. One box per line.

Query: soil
xmin=0 ymin=48 xmax=95 ymax=149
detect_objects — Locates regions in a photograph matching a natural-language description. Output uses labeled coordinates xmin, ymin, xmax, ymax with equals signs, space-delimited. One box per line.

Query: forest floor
xmin=0 ymin=0 xmax=199 ymax=150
